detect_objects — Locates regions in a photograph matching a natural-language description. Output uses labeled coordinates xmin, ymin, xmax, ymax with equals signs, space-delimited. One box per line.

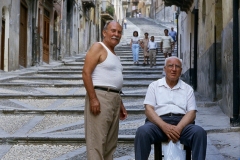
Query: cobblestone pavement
xmin=0 ymin=18 xmax=239 ymax=160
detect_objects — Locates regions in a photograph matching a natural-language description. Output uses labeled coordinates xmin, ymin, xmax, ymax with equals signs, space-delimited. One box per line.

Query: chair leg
xmin=184 ymin=145 xmax=191 ymax=160
xmin=154 ymin=143 xmax=162 ymax=160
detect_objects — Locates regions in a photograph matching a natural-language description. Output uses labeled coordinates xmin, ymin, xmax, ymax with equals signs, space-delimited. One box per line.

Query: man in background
xmin=160 ymin=29 xmax=174 ymax=58
xmin=169 ymin=27 xmax=177 ymax=43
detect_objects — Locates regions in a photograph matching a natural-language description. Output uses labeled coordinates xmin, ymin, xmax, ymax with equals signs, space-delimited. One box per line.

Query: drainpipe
xmin=230 ymin=0 xmax=240 ymax=126
xmin=193 ymin=7 xmax=198 ymax=90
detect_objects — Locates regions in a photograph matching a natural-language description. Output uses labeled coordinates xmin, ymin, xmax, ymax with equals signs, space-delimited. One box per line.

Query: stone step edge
xmin=14 ymin=77 xmax=160 ymax=80
xmin=1 ymin=128 xmax=240 ymax=144
xmin=0 ymin=94 xmax=145 ymax=99
xmin=0 ymin=83 xmax=150 ymax=87
xmin=0 ymin=109 xmax=145 ymax=114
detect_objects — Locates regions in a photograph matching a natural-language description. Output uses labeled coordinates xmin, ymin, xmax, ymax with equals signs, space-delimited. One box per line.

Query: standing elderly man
xmin=82 ymin=21 xmax=128 ymax=160
xmin=134 ymin=56 xmax=207 ymax=160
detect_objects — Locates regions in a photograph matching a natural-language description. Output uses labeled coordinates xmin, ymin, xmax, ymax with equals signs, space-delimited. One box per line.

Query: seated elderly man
xmin=134 ymin=56 xmax=207 ymax=160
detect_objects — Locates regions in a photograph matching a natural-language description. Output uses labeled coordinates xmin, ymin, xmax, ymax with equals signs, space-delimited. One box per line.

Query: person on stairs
xmin=140 ymin=32 xmax=150 ymax=66
xmin=160 ymin=29 xmax=174 ymax=58
xmin=147 ymin=36 xmax=157 ymax=68
xmin=130 ymin=31 xmax=140 ymax=65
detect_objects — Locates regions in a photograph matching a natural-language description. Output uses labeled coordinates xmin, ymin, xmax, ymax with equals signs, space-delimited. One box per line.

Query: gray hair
xmin=164 ymin=56 xmax=182 ymax=67
xmin=103 ymin=20 xmax=121 ymax=30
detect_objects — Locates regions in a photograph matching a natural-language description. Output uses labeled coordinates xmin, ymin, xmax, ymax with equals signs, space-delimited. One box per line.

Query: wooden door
xmin=1 ymin=20 xmax=5 ymax=70
xmin=43 ymin=9 xmax=50 ymax=64
xmin=19 ymin=3 xmax=28 ymax=67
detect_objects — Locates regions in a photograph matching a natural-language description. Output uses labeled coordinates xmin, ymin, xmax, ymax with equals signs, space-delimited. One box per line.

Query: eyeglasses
xmin=166 ymin=64 xmax=182 ymax=70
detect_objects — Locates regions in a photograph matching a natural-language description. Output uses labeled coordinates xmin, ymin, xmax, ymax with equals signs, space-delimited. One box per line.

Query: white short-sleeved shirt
xmin=143 ymin=77 xmax=197 ymax=116
xmin=148 ymin=41 xmax=157 ymax=49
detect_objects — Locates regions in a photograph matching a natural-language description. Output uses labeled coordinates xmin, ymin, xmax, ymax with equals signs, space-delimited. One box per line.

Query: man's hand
xmin=89 ymin=97 xmax=101 ymax=115
xmin=162 ymin=123 xmax=181 ymax=143
xmin=119 ymin=102 xmax=127 ymax=120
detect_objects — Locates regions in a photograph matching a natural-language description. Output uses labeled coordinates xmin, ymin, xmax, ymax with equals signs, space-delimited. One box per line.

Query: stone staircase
xmin=0 ymin=39 xmax=169 ymax=159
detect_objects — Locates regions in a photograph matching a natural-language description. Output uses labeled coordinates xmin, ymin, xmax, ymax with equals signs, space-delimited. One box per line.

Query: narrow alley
xmin=0 ymin=17 xmax=239 ymax=160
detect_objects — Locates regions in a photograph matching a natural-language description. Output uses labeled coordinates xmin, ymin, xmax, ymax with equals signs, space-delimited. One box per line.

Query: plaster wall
xmin=221 ymin=22 xmax=233 ymax=117
xmin=197 ymin=0 xmax=218 ymax=100
xmin=222 ymin=0 xmax=232 ymax=29
xmin=9 ymin=1 xmax=21 ymax=70
xmin=198 ymin=0 xmax=216 ymax=57
xmin=197 ymin=0 xmax=237 ymax=117
xmin=155 ymin=6 xmax=174 ymax=23
xmin=70 ymin=6 xmax=79 ymax=56
xmin=178 ymin=12 xmax=194 ymax=84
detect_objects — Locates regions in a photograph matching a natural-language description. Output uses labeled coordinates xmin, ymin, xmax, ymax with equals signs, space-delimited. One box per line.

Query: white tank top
xmin=92 ymin=42 xmax=123 ymax=90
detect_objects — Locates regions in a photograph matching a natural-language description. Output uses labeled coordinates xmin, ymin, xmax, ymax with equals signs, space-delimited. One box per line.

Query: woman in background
xmin=130 ymin=31 xmax=140 ymax=65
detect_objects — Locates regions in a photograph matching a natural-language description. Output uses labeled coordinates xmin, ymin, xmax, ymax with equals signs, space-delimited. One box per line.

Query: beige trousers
xmin=149 ymin=50 xmax=156 ymax=66
xmin=84 ymin=89 xmax=121 ymax=160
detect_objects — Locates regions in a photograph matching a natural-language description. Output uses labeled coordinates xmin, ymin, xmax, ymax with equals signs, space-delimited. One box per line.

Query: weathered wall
xmin=0 ymin=0 xmax=20 ymax=71
xmin=8 ymin=1 xmax=21 ymax=70
xmin=197 ymin=0 xmax=238 ymax=117
xmin=221 ymin=22 xmax=233 ymax=117
xmin=179 ymin=12 xmax=193 ymax=73
xmin=156 ymin=6 xmax=174 ymax=22
xmin=197 ymin=0 xmax=217 ymax=101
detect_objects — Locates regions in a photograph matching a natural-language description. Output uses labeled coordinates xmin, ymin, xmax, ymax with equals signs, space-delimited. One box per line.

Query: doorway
xmin=19 ymin=2 xmax=28 ymax=67
xmin=43 ymin=9 xmax=50 ymax=64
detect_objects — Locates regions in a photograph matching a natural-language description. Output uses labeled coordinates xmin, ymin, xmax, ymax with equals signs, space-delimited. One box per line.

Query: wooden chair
xmin=154 ymin=142 xmax=191 ymax=160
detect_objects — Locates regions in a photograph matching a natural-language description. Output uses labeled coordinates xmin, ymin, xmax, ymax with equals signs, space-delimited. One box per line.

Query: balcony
xmin=82 ymin=0 xmax=95 ymax=8
xmin=132 ymin=0 xmax=139 ymax=5
xmin=163 ymin=0 xmax=194 ymax=12
xmin=101 ymin=13 xmax=114 ymax=21
xmin=122 ymin=0 xmax=139 ymax=5
xmin=122 ymin=0 xmax=130 ymax=5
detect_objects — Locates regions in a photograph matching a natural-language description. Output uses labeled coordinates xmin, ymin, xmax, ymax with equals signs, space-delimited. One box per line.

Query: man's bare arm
xmin=176 ymin=110 xmax=196 ymax=131
xmin=82 ymin=43 xmax=106 ymax=115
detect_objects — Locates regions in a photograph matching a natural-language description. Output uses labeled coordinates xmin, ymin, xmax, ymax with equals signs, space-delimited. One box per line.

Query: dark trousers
xmin=134 ymin=116 xmax=207 ymax=160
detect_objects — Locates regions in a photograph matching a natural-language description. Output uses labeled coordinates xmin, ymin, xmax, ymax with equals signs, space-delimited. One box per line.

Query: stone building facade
xmin=0 ymin=0 xmax=101 ymax=71
xmin=149 ymin=0 xmax=176 ymax=22
xmin=150 ymin=0 xmax=239 ymax=124
xmin=177 ymin=0 xmax=240 ymax=121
